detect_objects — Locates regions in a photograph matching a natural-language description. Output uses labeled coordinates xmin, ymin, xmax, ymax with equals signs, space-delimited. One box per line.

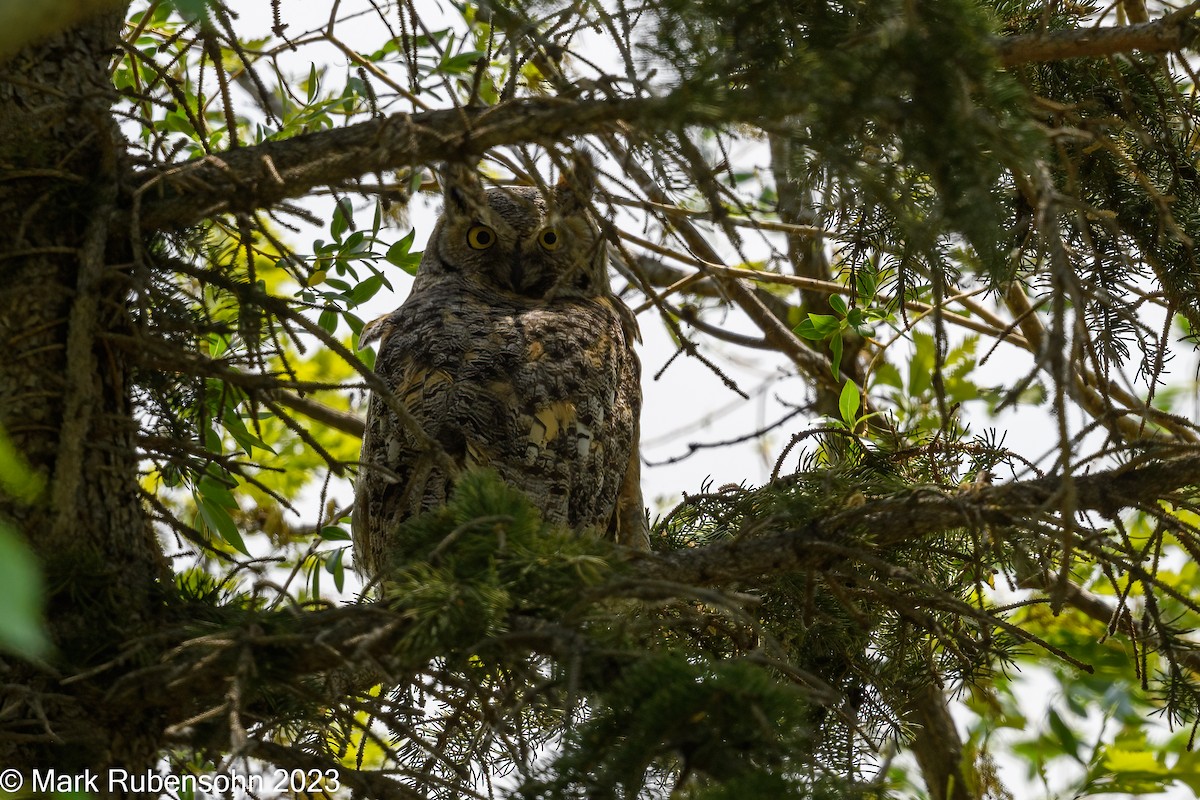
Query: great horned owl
xmin=352 ymin=157 xmax=646 ymax=578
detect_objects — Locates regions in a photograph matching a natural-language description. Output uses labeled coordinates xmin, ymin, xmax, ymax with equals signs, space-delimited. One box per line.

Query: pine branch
xmin=244 ymin=739 xmax=429 ymax=800
xmin=128 ymin=93 xmax=773 ymax=233
xmin=123 ymin=8 xmax=1200 ymax=235
xmin=142 ymin=452 xmax=1200 ymax=687
xmin=642 ymin=450 xmax=1200 ymax=586
xmin=905 ymin=683 xmax=975 ymax=800
xmin=273 ymin=390 xmax=364 ymax=438
xmin=995 ymin=4 xmax=1200 ymax=66
xmin=93 ymin=449 xmax=1200 ymax=786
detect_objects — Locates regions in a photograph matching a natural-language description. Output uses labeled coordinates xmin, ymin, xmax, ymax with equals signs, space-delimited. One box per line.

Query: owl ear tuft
xmin=556 ymin=151 xmax=597 ymax=213
xmin=440 ymin=161 xmax=491 ymax=219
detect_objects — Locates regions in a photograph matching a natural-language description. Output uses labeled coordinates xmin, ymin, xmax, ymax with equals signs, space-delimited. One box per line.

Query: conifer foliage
xmin=4 ymin=1 xmax=1200 ymax=798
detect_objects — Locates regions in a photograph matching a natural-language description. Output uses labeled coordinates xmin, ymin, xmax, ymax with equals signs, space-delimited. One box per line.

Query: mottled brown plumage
xmin=353 ymin=159 xmax=645 ymax=578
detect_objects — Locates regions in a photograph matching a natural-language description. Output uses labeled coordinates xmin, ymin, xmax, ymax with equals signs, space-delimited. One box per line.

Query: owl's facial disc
xmin=428 ymin=177 xmax=608 ymax=300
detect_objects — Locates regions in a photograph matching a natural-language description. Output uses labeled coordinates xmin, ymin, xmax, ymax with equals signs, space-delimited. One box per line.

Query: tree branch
xmin=273 ymin=390 xmax=365 ymax=438
xmin=995 ymin=5 xmax=1200 ymax=66
xmin=905 ymin=683 xmax=975 ymax=800
xmin=640 ymin=451 xmax=1200 ymax=586
xmin=124 ymin=6 xmax=1200 ymax=234
xmin=100 ymin=448 xmax=1200 ymax=784
xmin=128 ymin=93 xmax=770 ymax=233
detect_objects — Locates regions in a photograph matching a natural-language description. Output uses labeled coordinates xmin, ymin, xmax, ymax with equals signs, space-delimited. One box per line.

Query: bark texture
xmin=0 ymin=5 xmax=169 ymax=772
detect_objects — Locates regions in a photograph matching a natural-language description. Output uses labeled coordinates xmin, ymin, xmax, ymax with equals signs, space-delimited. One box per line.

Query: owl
xmin=352 ymin=157 xmax=646 ymax=578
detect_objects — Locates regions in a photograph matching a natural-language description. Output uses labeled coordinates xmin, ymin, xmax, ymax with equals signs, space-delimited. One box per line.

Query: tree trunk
xmin=0 ymin=5 xmax=169 ymax=772
xmin=906 ymin=683 xmax=978 ymax=800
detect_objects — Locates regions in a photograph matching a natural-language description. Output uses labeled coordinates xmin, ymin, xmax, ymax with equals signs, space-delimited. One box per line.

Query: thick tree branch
xmin=906 ymin=684 xmax=975 ymax=800
xmin=640 ymin=451 xmax=1200 ymax=586
xmin=128 ymin=93 xmax=765 ymax=233
xmin=125 ymin=8 xmax=1200 ymax=234
xmin=98 ymin=449 xmax=1200 ymax=785
xmin=149 ymin=451 xmax=1200 ymax=688
xmin=995 ymin=5 xmax=1200 ymax=66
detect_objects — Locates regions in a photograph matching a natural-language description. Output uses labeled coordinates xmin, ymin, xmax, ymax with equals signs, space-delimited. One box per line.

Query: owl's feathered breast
xmin=355 ymin=276 xmax=641 ymax=573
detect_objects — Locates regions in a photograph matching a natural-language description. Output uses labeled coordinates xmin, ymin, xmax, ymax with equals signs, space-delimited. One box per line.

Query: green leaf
xmin=320 ymin=526 xmax=351 ymax=541
xmin=439 ymin=50 xmax=487 ymax=74
xmin=390 ymin=227 xmax=416 ymax=256
xmin=161 ymin=109 xmax=196 ymax=135
xmin=198 ymin=472 xmax=238 ymax=509
xmin=1047 ymin=708 xmax=1082 ymax=760
xmin=1099 ymin=746 xmax=1173 ymax=794
xmin=331 ymin=197 xmax=353 ymax=240
xmin=222 ymin=408 xmax=274 ymax=456
xmin=195 ymin=492 xmax=250 ymax=556
xmin=386 ymin=230 xmax=422 ymax=275
xmin=203 ymin=420 xmax=222 ymax=452
xmin=853 ymin=322 xmax=876 ymax=337
xmin=1103 ymin=747 xmax=1164 ymax=774
xmin=908 ymin=332 xmax=936 ymax=396
xmin=793 ymin=318 xmax=821 ymax=340
xmin=367 ymin=37 xmax=402 ymax=61
xmin=0 ymin=521 xmax=49 ymax=659
xmin=306 ymin=63 xmax=320 ymax=103
xmin=318 ymin=307 xmax=338 ymax=333
xmin=164 ymin=0 xmax=210 ymax=22
xmin=838 ymin=381 xmax=860 ymax=425
xmin=0 ymin=425 xmax=44 ymax=502
xmin=207 ymin=332 xmax=230 ymax=358
xmin=325 ymin=547 xmax=346 ymax=592
xmin=806 ymin=313 xmax=841 ymax=338
xmin=828 ymin=294 xmax=847 ymax=316
xmin=855 ymin=266 xmax=877 ymax=303
xmin=349 ymin=274 xmax=385 ymax=306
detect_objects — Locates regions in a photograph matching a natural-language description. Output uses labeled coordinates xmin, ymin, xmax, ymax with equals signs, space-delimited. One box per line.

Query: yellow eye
xmin=467 ymin=225 xmax=496 ymax=250
xmin=538 ymin=228 xmax=561 ymax=251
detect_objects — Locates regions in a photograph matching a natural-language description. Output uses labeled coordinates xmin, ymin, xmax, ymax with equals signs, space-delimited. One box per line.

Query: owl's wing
xmin=604 ymin=295 xmax=649 ymax=549
xmin=612 ymin=415 xmax=649 ymax=549
xmin=353 ymin=315 xmax=463 ymax=577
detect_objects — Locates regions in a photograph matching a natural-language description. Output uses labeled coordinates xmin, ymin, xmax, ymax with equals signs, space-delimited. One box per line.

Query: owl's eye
xmin=537 ymin=228 xmax=561 ymax=251
xmin=467 ymin=225 xmax=496 ymax=250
